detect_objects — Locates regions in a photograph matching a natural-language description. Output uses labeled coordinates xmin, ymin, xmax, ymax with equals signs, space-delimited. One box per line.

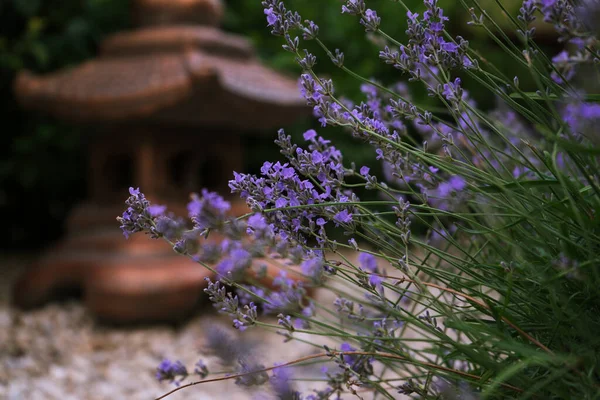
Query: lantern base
xmin=12 ymin=202 xmax=214 ymax=323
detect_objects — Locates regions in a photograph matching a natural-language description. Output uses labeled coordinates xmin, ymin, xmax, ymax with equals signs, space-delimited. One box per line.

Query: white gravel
xmin=1 ymin=252 xmax=411 ymax=400
xmin=0 ymin=255 xmax=329 ymax=400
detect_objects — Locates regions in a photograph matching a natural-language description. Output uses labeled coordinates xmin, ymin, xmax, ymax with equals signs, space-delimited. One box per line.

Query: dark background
xmin=0 ymin=0 xmax=545 ymax=249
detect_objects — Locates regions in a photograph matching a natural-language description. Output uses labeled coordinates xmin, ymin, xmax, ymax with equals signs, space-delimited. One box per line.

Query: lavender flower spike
xmin=156 ymin=359 xmax=189 ymax=385
xmin=118 ymin=187 xmax=153 ymax=238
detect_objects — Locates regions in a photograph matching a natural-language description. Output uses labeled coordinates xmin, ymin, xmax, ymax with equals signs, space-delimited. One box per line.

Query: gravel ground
xmin=0 ymin=254 xmax=334 ymax=400
xmin=1 ymin=252 xmax=412 ymax=400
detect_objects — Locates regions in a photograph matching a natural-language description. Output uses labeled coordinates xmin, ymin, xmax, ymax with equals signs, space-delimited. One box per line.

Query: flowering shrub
xmin=120 ymin=0 xmax=600 ymax=398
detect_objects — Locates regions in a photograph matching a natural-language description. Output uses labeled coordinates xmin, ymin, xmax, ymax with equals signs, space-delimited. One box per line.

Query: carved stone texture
xmin=12 ymin=0 xmax=309 ymax=323
xmin=85 ymin=126 xmax=243 ymax=203
xmin=14 ymin=49 xmax=306 ymax=128
xmin=100 ymin=26 xmax=254 ymax=58
xmin=14 ymin=0 xmax=306 ymax=127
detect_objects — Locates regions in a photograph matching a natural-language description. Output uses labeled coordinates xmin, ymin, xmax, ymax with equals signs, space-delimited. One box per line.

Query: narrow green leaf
xmin=509 ymin=92 xmax=600 ymax=102
xmin=478 ymin=179 xmax=561 ymax=193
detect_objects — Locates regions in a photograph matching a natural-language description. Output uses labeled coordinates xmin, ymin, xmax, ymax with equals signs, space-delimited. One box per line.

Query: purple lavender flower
xmin=237 ymin=302 xmax=259 ymax=331
xmin=442 ymin=78 xmax=463 ymax=108
xmin=147 ymin=204 xmax=166 ymax=217
xmin=187 ymin=189 xmax=231 ymax=230
xmin=424 ymin=175 xmax=469 ymax=211
xmin=561 ymin=100 xmax=600 ymax=142
xmin=264 ymin=7 xmax=278 ymax=26
xmin=216 ymin=244 xmax=252 ymax=278
xmin=575 ymin=0 xmax=600 ymax=36
xmin=358 ymin=252 xmax=377 ymax=272
xmin=342 ymin=0 xmax=366 ymax=15
xmin=553 ymin=253 xmax=581 ymax=279
xmin=373 ymin=318 xmax=402 ymax=337
xmin=188 ymin=189 xmax=230 ymax=216
xmin=203 ymin=325 xmax=269 ymax=387
xmin=301 ymin=256 xmax=325 ymax=283
xmin=338 ymin=342 xmax=373 ymax=376
xmin=232 ymin=318 xmax=247 ymax=332
xmin=204 ymin=325 xmax=247 ymax=365
xmin=246 ymin=213 xmax=275 ymax=241
xmin=118 ymin=187 xmax=153 ymax=239
xmin=334 ymin=297 xmax=366 ymax=321
xmin=263 ymin=272 xmax=306 ymax=315
xmin=535 ymin=0 xmax=600 ymax=85
xmin=303 ymin=129 xmax=317 ymax=141
xmin=204 ymin=278 xmax=258 ymax=330
xmin=360 ymin=9 xmax=381 ymax=32
xmin=419 ymin=310 xmax=442 ymax=331
xmin=270 ymin=364 xmax=299 ymax=399
xmin=398 ymin=378 xmax=420 ymax=395
xmin=230 ymin=129 xmax=358 ymax=244
xmin=436 ymin=175 xmax=467 ymax=198
xmin=330 ymin=48 xmax=345 ymax=67
xmin=551 ymin=50 xmax=576 ymax=83
xmin=428 ymin=223 xmax=457 ymax=245
xmin=154 ymin=215 xmax=186 ymax=241
xmin=334 ymin=209 xmax=353 ymax=225
xmin=518 ymin=0 xmax=538 ymax=39
xmin=357 ymin=253 xmax=384 ymax=289
xmin=194 ymin=360 xmax=209 ymax=379
xmin=195 ymin=241 xmax=222 ymax=264
xmin=379 ymin=0 xmax=473 ymax=78
xmin=235 ymin=358 xmax=269 ymax=387
xmin=261 ymin=0 xmax=302 ymax=36
xmin=298 ymin=73 xmax=325 ymax=106
xmin=368 ymin=273 xmax=383 ymax=288
xmin=277 ymin=313 xmax=295 ymax=335
xmin=156 ymin=359 xmax=188 ymax=385
xmin=339 ymin=342 xmax=356 ymax=362
xmin=302 ymin=20 xmax=319 ymax=40
xmin=173 ymin=230 xmax=201 ymax=255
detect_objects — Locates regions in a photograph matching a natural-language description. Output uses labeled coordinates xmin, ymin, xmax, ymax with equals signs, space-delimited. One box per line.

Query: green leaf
xmin=26 ymin=16 xmax=45 ymax=36
xmin=66 ymin=17 xmax=90 ymax=37
xmin=13 ymin=0 xmax=41 ymax=17
xmin=556 ymin=138 xmax=600 ymax=155
xmin=28 ymin=41 xmax=48 ymax=66
xmin=478 ymin=179 xmax=561 ymax=193
xmin=509 ymin=92 xmax=600 ymax=102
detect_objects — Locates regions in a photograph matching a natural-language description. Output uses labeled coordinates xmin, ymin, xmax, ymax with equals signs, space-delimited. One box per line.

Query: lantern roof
xmin=14 ymin=0 xmax=308 ymax=130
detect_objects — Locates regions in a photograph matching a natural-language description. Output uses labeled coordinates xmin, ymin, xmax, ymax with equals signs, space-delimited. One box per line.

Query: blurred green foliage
xmin=0 ymin=0 xmax=555 ymax=248
xmin=0 ymin=0 xmax=129 ymax=248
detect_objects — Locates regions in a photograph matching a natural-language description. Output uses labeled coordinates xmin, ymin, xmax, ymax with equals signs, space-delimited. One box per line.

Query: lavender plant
xmin=120 ymin=0 xmax=600 ymax=398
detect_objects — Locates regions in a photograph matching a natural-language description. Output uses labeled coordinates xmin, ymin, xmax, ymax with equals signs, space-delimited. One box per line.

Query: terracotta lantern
xmin=13 ymin=0 xmax=308 ymax=323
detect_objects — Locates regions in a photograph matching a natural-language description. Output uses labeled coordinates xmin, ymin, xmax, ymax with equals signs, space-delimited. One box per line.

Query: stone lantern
xmin=13 ymin=0 xmax=307 ymax=322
